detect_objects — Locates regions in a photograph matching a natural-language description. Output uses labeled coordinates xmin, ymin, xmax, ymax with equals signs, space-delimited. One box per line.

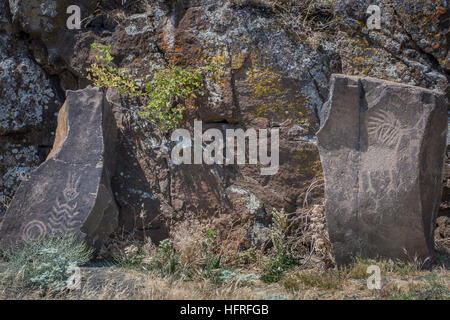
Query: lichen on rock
xmin=0 ymin=0 xmax=448 ymax=250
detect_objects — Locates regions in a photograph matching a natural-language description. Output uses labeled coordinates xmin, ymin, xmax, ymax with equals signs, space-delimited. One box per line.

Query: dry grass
xmin=230 ymin=0 xmax=339 ymax=45
xmin=1 ymin=212 xmax=448 ymax=300
xmin=170 ymin=218 xmax=217 ymax=268
xmin=1 ymin=261 xmax=447 ymax=300
xmin=283 ymin=269 xmax=345 ymax=291
xmin=0 ymin=195 xmax=11 ymax=211
xmin=0 ymin=178 xmax=448 ymax=300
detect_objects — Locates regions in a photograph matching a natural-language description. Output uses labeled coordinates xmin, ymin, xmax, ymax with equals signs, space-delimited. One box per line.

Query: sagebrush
xmin=2 ymin=234 xmax=93 ymax=293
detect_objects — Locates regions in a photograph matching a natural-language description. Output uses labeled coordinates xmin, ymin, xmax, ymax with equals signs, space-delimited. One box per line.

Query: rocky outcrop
xmin=435 ymin=216 xmax=450 ymax=246
xmin=0 ymin=0 xmax=61 ymax=219
xmin=1 ymin=0 xmax=448 ymax=248
xmin=334 ymin=0 xmax=448 ymax=93
xmin=317 ymin=74 xmax=447 ymax=265
xmin=0 ymin=87 xmax=119 ymax=250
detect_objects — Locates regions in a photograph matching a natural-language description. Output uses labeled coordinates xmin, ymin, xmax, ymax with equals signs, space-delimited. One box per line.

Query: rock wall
xmin=0 ymin=0 xmax=448 ymax=246
xmin=0 ymin=0 xmax=62 ymax=219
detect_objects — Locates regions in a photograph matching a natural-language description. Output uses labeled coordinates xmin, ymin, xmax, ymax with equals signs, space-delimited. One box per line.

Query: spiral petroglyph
xmin=22 ymin=220 xmax=47 ymax=241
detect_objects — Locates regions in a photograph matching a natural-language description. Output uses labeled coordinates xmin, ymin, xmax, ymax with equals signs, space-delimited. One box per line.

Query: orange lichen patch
xmin=431 ymin=5 xmax=446 ymax=18
xmin=157 ymin=32 xmax=171 ymax=62
xmin=157 ymin=32 xmax=195 ymax=66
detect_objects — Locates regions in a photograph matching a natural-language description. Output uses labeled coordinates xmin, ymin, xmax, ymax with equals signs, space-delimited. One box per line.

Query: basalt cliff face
xmin=0 ymin=0 xmax=448 ymax=250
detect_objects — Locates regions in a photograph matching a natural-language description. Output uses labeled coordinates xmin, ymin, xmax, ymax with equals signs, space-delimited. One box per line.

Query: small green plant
xmin=260 ymin=209 xmax=300 ymax=283
xmin=142 ymin=64 xmax=207 ymax=130
xmin=148 ymin=239 xmax=181 ymax=277
xmin=87 ymin=42 xmax=210 ymax=130
xmin=418 ymin=275 xmax=450 ymax=300
xmin=113 ymin=244 xmax=146 ymax=270
xmin=270 ymin=208 xmax=288 ymax=256
xmin=205 ymin=229 xmax=216 ymax=239
xmin=87 ymin=42 xmax=140 ymax=97
xmin=3 ymin=234 xmax=93 ymax=293
xmin=197 ymin=230 xmax=221 ymax=278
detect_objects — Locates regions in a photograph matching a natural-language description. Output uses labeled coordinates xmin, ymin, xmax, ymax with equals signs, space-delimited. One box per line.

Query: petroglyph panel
xmin=368 ymin=109 xmax=403 ymax=147
xmin=49 ymin=173 xmax=83 ymax=234
xmin=0 ymin=88 xmax=119 ymax=250
xmin=317 ymin=74 xmax=447 ymax=265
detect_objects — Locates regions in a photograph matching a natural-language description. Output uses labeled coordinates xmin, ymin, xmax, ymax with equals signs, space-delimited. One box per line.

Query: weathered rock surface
xmin=317 ymin=74 xmax=447 ymax=265
xmin=0 ymin=0 xmax=61 ymax=219
xmin=439 ymin=145 xmax=450 ymax=218
xmin=335 ymin=0 xmax=449 ymax=88
xmin=1 ymin=0 xmax=448 ymax=248
xmin=0 ymin=87 xmax=118 ymax=249
xmin=435 ymin=216 xmax=450 ymax=245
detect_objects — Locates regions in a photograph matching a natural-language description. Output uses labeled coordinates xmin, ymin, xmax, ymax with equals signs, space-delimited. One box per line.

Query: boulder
xmin=317 ymin=74 xmax=448 ymax=265
xmin=0 ymin=87 xmax=119 ymax=250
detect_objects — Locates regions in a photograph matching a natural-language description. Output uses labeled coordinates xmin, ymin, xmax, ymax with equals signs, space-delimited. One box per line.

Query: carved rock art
xmin=0 ymin=87 xmax=119 ymax=249
xmin=317 ymin=74 xmax=448 ymax=265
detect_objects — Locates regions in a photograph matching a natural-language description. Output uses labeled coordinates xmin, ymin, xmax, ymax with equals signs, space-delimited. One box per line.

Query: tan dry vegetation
xmin=0 ymin=178 xmax=448 ymax=300
xmin=1 ymin=261 xmax=448 ymax=300
xmin=0 ymin=207 xmax=448 ymax=300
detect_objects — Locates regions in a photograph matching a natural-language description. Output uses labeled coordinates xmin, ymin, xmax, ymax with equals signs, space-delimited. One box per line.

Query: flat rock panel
xmin=317 ymin=74 xmax=448 ymax=265
xmin=0 ymin=87 xmax=118 ymax=249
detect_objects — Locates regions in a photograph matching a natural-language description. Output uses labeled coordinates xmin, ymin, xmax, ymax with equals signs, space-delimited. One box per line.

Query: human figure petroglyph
xmin=364 ymin=107 xmax=422 ymax=200
xmin=317 ymin=75 xmax=447 ymax=265
xmin=62 ymin=172 xmax=81 ymax=202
